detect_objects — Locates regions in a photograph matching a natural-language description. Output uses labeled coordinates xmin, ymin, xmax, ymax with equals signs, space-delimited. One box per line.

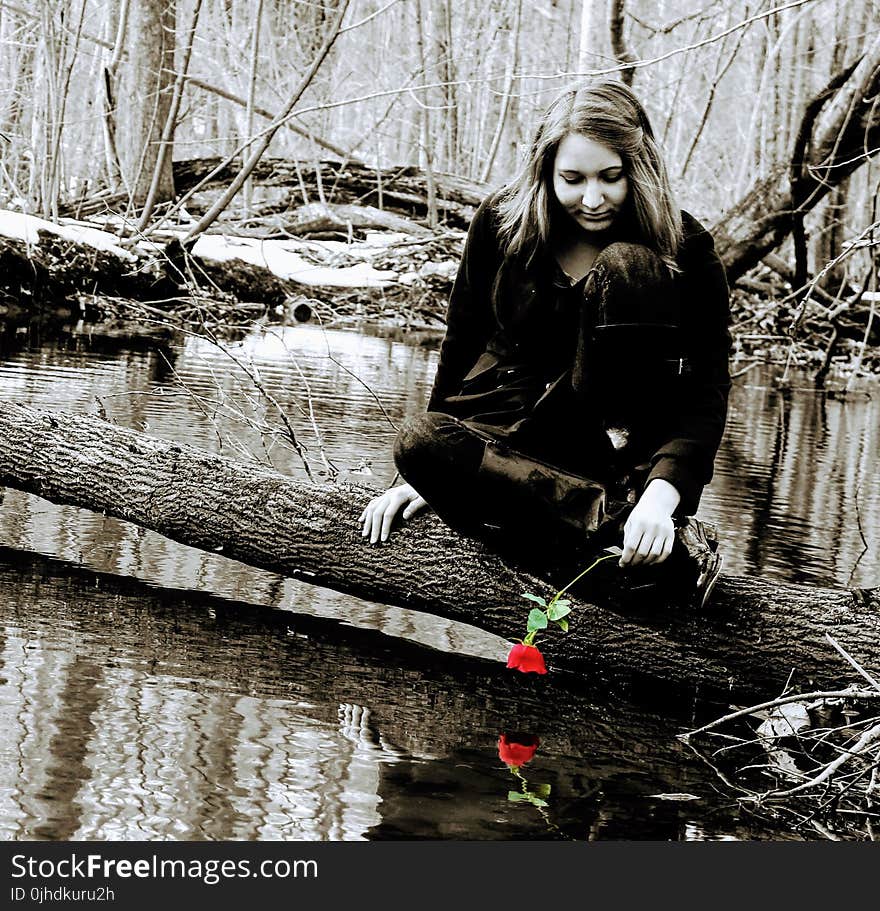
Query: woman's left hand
xmin=620 ymin=479 xmax=681 ymax=567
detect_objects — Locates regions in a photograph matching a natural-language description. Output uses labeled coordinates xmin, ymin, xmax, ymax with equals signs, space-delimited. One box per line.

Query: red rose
xmin=498 ymin=733 xmax=540 ymax=767
xmin=506 ymin=643 xmax=547 ymax=674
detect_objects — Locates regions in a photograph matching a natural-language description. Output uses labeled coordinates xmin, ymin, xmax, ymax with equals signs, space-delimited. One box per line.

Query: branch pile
xmin=685 ymin=657 xmax=880 ymax=841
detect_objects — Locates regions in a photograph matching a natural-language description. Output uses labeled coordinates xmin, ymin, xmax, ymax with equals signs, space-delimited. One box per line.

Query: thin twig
xmin=824 ymin=635 xmax=880 ymax=694
xmin=682 ymin=688 xmax=877 ymax=740
xmin=310 ymin=306 xmax=399 ymax=432
xmin=753 ymin=724 xmax=880 ymax=799
xmin=265 ymin=327 xmax=339 ymax=479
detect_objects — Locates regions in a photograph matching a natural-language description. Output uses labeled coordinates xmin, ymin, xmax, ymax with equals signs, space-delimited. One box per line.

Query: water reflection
xmin=0 ymin=319 xmax=877 ymax=841
xmin=703 ymin=375 xmax=879 ymax=587
xmin=0 ymin=549 xmax=787 ymax=841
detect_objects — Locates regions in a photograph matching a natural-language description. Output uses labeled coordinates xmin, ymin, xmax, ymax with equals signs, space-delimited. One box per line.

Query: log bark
xmin=0 ymin=402 xmax=877 ymax=701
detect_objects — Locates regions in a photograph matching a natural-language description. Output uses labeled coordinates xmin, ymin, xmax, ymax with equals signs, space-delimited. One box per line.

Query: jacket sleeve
xmin=426 ymin=195 xmax=499 ymax=413
xmin=645 ymin=220 xmax=732 ymax=516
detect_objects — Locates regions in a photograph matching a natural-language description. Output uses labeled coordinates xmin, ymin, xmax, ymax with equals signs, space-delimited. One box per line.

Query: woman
xmin=360 ymin=80 xmax=731 ymax=605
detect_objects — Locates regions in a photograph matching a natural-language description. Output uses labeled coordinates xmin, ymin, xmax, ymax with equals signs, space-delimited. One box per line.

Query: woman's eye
xmin=559 ymin=172 xmax=624 ymax=184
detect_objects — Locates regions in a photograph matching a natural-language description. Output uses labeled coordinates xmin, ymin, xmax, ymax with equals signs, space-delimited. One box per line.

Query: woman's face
xmin=551 ymin=133 xmax=629 ymax=236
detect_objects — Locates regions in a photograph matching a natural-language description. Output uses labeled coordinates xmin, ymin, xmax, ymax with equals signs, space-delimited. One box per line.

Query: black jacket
xmin=426 ymin=193 xmax=732 ymax=516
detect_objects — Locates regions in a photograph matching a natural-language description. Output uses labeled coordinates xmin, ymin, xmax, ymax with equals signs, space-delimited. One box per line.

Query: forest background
xmin=1 ymin=2 xmax=879 ymax=841
xmin=1 ymin=0 xmax=879 ymax=378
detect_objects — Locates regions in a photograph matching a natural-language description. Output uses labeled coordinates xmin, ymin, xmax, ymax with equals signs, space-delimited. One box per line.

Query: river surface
xmin=0 ymin=316 xmax=877 ymax=841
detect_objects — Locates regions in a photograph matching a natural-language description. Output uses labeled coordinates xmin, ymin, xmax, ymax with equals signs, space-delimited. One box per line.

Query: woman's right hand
xmin=359 ymin=483 xmax=428 ymax=544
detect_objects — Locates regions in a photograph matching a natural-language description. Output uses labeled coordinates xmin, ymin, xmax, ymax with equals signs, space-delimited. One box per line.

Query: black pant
xmin=394 ymin=411 xmax=628 ymax=569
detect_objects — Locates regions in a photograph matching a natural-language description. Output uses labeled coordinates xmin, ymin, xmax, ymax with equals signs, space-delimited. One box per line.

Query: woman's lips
xmin=579 ymin=211 xmax=612 ymax=219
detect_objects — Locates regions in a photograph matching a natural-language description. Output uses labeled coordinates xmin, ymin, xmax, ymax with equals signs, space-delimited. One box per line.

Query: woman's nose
xmin=581 ymin=182 xmax=604 ymax=208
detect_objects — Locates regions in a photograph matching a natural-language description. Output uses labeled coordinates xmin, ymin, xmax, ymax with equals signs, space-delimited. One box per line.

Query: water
xmin=0 ymin=316 xmax=877 ymax=841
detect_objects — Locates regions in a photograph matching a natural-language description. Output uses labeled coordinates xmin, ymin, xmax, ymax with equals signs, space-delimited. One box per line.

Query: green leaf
xmin=507 ymin=791 xmax=527 ymax=802
xmin=528 ymin=797 xmax=549 ymax=808
xmin=521 ymin=593 xmax=548 ymax=607
xmin=556 ymin=618 xmax=569 ymax=632
xmin=533 ymin=783 xmax=552 ymax=798
xmin=547 ymin=603 xmax=572 ymax=621
xmin=526 ymin=608 xmax=548 ymax=632
xmin=552 ymin=599 xmax=571 ymax=608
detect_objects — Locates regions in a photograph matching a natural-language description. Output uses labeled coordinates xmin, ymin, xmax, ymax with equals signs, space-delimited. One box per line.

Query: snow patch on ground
xmin=191 ymin=235 xmax=399 ymax=288
xmin=0 ymin=210 xmax=137 ymax=260
xmin=0 ymin=210 xmax=453 ymax=290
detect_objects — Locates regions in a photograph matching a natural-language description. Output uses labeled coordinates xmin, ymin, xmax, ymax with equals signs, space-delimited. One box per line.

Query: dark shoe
xmin=676 ymin=517 xmax=723 ymax=608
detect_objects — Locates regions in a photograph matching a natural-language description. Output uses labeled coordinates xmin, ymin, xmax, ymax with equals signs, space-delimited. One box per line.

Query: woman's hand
xmin=620 ymin=478 xmax=680 ymax=567
xmin=359 ymin=483 xmax=429 ymax=544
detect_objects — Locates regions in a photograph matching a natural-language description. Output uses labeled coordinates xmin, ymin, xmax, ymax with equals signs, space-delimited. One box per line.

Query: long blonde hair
xmin=496 ymin=81 xmax=683 ymax=269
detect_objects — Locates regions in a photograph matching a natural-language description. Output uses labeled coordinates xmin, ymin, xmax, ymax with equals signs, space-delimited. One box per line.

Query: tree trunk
xmin=713 ymin=33 xmax=880 ymax=283
xmin=0 ymin=403 xmax=876 ymax=701
xmin=114 ymin=0 xmax=176 ymax=207
xmin=577 ymin=0 xmax=606 ymax=72
xmin=609 ymin=0 xmax=635 ymax=86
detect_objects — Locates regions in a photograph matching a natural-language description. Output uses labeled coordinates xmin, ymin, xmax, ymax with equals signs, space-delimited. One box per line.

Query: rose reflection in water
xmin=497 ymin=733 xmax=540 ymax=768
xmin=498 ymin=733 xmax=555 ymax=819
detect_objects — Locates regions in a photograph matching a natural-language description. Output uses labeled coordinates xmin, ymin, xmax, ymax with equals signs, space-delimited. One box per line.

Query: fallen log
xmin=58 ymin=158 xmax=487 ymax=231
xmin=169 ymin=157 xmax=486 ymax=230
xmin=0 ymin=401 xmax=876 ymax=700
xmin=281 ymin=202 xmax=434 ymax=237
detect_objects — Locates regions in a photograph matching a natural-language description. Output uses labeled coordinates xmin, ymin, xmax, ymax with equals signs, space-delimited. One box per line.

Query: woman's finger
xmin=633 ymin=523 xmax=662 ymax=566
xmin=620 ymin=525 xmax=643 ymax=566
xmin=364 ymin=500 xmax=384 ymax=541
xmin=630 ymin=535 xmax=650 ymax=565
xmin=369 ymin=505 xmax=386 ymax=543
xmin=402 ymin=496 xmax=426 ymax=520
xmin=360 ymin=499 xmax=379 ymax=534
xmin=643 ymin=535 xmax=666 ymax=565
xmin=379 ymin=502 xmax=398 ymax=542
